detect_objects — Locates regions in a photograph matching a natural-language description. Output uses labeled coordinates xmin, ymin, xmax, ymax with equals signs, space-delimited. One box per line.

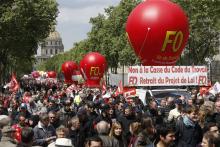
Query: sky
xmin=56 ymin=0 xmax=121 ymax=51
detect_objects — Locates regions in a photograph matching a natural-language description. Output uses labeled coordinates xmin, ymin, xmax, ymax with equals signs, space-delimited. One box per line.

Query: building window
xmin=46 ymin=49 xmax=48 ymax=55
xmin=50 ymin=49 xmax=53 ymax=54
xmin=55 ymin=49 xmax=58 ymax=54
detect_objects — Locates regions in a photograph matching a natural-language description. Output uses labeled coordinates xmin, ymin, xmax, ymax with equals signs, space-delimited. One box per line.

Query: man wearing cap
xmin=167 ymin=99 xmax=183 ymax=123
xmin=0 ymin=115 xmax=16 ymax=146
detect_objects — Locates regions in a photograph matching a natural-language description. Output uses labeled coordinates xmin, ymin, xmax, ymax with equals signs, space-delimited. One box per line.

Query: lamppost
xmin=205 ymin=57 xmax=213 ymax=84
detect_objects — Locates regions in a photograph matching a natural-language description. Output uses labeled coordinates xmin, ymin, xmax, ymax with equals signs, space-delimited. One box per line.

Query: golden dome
xmin=46 ymin=31 xmax=62 ymax=41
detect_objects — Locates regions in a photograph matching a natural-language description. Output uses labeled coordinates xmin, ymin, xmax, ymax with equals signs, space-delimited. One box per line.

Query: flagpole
xmin=122 ymin=64 xmax=124 ymax=87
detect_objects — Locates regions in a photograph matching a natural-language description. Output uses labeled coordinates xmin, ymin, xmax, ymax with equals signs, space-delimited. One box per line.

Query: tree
xmin=38 ymin=0 xmax=220 ymax=74
xmin=87 ymin=0 xmax=141 ymax=73
xmin=0 ymin=0 xmax=58 ymax=83
xmin=173 ymin=0 xmax=220 ymax=65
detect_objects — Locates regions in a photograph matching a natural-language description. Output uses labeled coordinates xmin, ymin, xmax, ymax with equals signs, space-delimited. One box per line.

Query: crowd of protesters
xmin=0 ymin=78 xmax=220 ymax=147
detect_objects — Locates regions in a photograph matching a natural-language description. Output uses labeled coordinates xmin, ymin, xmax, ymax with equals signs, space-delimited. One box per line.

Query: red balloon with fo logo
xmin=126 ymin=0 xmax=189 ymax=65
xmin=80 ymin=52 xmax=107 ymax=87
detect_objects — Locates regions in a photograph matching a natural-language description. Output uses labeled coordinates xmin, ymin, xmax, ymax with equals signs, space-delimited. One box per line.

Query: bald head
xmin=96 ymin=121 xmax=110 ymax=134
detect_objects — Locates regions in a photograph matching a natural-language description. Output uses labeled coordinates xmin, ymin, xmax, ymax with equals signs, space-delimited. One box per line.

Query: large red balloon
xmin=31 ymin=71 xmax=40 ymax=78
xmin=126 ymin=0 xmax=189 ymax=65
xmin=80 ymin=52 xmax=107 ymax=87
xmin=47 ymin=71 xmax=57 ymax=78
xmin=62 ymin=61 xmax=78 ymax=84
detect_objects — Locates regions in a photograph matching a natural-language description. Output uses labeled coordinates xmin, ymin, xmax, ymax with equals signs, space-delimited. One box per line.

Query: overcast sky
xmin=56 ymin=0 xmax=121 ymax=51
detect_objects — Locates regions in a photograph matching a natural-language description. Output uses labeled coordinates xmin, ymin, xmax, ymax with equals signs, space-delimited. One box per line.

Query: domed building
xmin=35 ymin=30 xmax=64 ymax=65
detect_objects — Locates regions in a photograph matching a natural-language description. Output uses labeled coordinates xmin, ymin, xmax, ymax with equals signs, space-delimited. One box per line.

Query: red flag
xmin=102 ymin=80 xmax=107 ymax=95
xmin=123 ymin=87 xmax=136 ymax=98
xmin=9 ymin=73 xmax=20 ymax=92
xmin=115 ymin=80 xmax=123 ymax=96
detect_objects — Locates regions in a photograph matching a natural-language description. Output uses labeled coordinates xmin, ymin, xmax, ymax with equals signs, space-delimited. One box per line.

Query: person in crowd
xmin=203 ymin=122 xmax=219 ymax=138
xmin=214 ymin=100 xmax=220 ymax=127
xmin=160 ymin=99 xmax=167 ymax=108
xmin=166 ymin=97 xmax=175 ymax=110
xmin=94 ymin=103 xmax=112 ymax=125
xmin=33 ymin=113 xmax=56 ymax=147
xmin=87 ymin=90 xmax=94 ymax=101
xmin=17 ymin=127 xmax=34 ymax=147
xmin=0 ymin=115 xmax=17 ymax=146
xmin=158 ymin=98 xmax=169 ymax=123
xmin=47 ymin=99 xmax=59 ymax=112
xmin=108 ymin=106 xmax=117 ymax=121
xmin=117 ymin=105 xmax=135 ymax=144
xmin=199 ymin=101 xmax=215 ymax=128
xmin=145 ymin=100 xmax=163 ymax=125
xmin=48 ymin=111 xmax=61 ymax=129
xmin=175 ymin=105 xmax=203 ymax=147
xmin=96 ymin=120 xmax=119 ymax=147
xmin=37 ymin=98 xmax=48 ymax=114
xmin=167 ymin=99 xmax=183 ymax=123
xmin=109 ymin=121 xmax=127 ymax=147
xmin=115 ymin=101 xmax=125 ymax=117
xmin=0 ymin=125 xmax=17 ymax=146
xmin=59 ymin=98 xmax=76 ymax=127
xmin=69 ymin=116 xmax=85 ymax=147
xmin=0 ymin=102 xmax=8 ymax=115
xmin=85 ymin=136 xmax=103 ymax=147
xmin=83 ymin=101 xmax=98 ymax=138
xmin=201 ymin=131 xmax=220 ymax=147
xmin=12 ymin=114 xmax=29 ymax=143
xmin=15 ymin=103 xmax=31 ymax=123
xmin=128 ymin=121 xmax=141 ymax=147
xmin=9 ymin=99 xmax=20 ymax=124
xmin=48 ymin=126 xmax=70 ymax=147
xmin=196 ymin=95 xmax=205 ymax=107
xmin=134 ymin=117 xmax=156 ymax=147
xmin=28 ymin=115 xmax=39 ymax=128
xmin=187 ymin=98 xmax=194 ymax=106
xmin=156 ymin=125 xmax=175 ymax=147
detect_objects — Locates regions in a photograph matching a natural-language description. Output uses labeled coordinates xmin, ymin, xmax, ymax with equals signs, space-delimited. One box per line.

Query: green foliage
xmin=0 ymin=0 xmax=58 ymax=82
xmin=39 ymin=0 xmax=220 ymax=74
xmin=173 ymin=0 xmax=220 ymax=65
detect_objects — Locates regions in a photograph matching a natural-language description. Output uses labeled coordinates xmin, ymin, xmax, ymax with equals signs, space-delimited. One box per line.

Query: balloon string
xmin=138 ymin=27 xmax=151 ymax=59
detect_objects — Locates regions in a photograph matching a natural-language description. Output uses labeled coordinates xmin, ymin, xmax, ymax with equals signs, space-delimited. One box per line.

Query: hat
xmin=175 ymin=99 xmax=183 ymax=105
xmin=1 ymin=125 xmax=16 ymax=133
xmin=55 ymin=138 xmax=73 ymax=147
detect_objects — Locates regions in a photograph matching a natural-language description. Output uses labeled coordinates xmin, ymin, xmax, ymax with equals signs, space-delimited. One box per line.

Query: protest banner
xmin=128 ymin=66 xmax=208 ymax=86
